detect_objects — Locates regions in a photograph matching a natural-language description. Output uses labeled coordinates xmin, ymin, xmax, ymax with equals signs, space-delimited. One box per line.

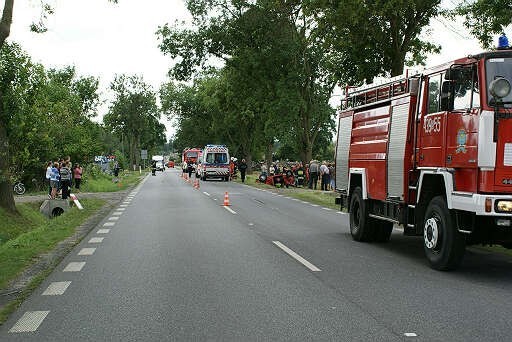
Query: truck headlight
xmin=496 ymin=200 xmax=512 ymax=213
xmin=490 ymin=77 xmax=511 ymax=99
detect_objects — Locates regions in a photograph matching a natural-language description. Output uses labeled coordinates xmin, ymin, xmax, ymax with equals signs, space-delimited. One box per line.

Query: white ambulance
xmin=197 ymin=145 xmax=230 ymax=181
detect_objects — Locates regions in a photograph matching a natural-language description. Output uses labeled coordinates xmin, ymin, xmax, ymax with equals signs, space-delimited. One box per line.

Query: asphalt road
xmin=1 ymin=169 xmax=512 ymax=341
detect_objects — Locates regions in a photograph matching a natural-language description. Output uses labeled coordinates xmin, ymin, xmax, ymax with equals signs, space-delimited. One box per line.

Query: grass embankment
xmin=79 ymin=170 xmax=143 ymax=193
xmin=236 ymin=172 xmax=339 ymax=210
xmin=0 ymin=199 xmax=105 ymax=323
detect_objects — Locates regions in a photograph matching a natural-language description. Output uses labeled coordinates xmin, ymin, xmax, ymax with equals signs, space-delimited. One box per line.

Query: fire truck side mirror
xmin=440 ymin=81 xmax=454 ymax=111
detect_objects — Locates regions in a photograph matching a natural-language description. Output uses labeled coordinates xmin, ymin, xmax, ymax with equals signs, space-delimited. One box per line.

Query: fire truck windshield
xmin=186 ymin=151 xmax=198 ymax=158
xmin=486 ymin=57 xmax=512 ymax=108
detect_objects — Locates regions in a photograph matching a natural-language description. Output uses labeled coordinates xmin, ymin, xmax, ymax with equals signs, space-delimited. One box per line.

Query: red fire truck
xmin=182 ymin=148 xmax=202 ymax=166
xmin=335 ymin=44 xmax=512 ymax=270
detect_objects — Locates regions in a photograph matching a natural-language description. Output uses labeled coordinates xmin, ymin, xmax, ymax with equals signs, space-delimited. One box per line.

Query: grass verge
xmin=81 ymin=170 xmax=143 ymax=193
xmin=0 ymin=198 xmax=105 ymax=323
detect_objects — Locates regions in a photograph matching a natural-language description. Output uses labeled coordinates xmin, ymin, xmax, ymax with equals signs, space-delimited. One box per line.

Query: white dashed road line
xmin=112 ymin=211 xmax=124 ymax=216
xmin=116 ymin=208 xmax=126 ymax=211
xmin=89 ymin=237 xmax=104 ymax=243
xmin=404 ymin=333 xmax=418 ymax=337
xmin=203 ymin=192 xmax=210 ymax=196
xmin=322 ymin=207 xmax=332 ymax=211
xmin=223 ymin=206 xmax=237 ymax=215
xmin=272 ymin=241 xmax=321 ymax=272
xmin=97 ymin=229 xmax=110 ymax=234
xmin=63 ymin=262 xmax=86 ymax=272
xmin=103 ymin=222 xmax=115 ymax=227
xmin=78 ymin=248 xmax=96 ymax=256
xmin=108 ymin=216 xmax=119 ymax=221
xmin=9 ymin=311 xmax=50 ymax=333
xmin=42 ymin=281 xmax=71 ymax=296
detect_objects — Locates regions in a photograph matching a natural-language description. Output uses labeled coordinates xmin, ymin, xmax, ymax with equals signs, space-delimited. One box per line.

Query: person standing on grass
xmin=73 ymin=163 xmax=82 ymax=192
xmin=59 ymin=162 xmax=72 ymax=199
xmin=309 ymin=160 xmax=319 ymax=190
xmin=50 ymin=162 xmax=60 ymax=199
xmin=320 ymin=161 xmax=329 ymax=191
xmin=45 ymin=161 xmax=52 ymax=198
xmin=239 ymin=159 xmax=248 ymax=183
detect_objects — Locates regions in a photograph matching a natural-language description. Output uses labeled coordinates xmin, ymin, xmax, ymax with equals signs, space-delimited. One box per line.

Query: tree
xmin=0 ymin=0 xmax=15 ymax=212
xmin=452 ymin=0 xmax=512 ymax=49
xmin=0 ymin=0 xmax=117 ymax=213
xmin=157 ymin=0 xmax=336 ymax=165
xmin=104 ymin=74 xmax=164 ymax=168
xmin=1 ymin=43 xmax=106 ymax=193
xmin=308 ymin=0 xmax=442 ymax=79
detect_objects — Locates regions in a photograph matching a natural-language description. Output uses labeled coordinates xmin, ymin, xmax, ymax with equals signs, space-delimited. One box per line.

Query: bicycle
xmin=13 ymin=181 xmax=26 ymax=195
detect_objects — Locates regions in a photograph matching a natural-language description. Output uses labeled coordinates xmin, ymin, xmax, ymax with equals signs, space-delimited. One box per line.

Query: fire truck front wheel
xmin=423 ymin=196 xmax=466 ymax=271
xmin=349 ymin=187 xmax=375 ymax=242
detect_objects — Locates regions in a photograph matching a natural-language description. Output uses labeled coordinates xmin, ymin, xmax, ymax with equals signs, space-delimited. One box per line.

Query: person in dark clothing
xmin=239 ymin=159 xmax=248 ymax=183
xmin=309 ymin=160 xmax=319 ymax=189
xmin=151 ymin=160 xmax=157 ymax=176
xmin=187 ymin=162 xmax=194 ymax=178
xmin=59 ymin=161 xmax=72 ymax=199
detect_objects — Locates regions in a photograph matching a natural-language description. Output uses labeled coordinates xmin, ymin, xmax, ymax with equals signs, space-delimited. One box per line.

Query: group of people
xmin=307 ymin=160 xmax=335 ymax=191
xmin=258 ymin=160 xmax=335 ymax=191
xmin=45 ymin=157 xmax=83 ymax=200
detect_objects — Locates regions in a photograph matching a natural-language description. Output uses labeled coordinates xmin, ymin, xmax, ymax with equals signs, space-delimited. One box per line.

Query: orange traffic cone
xmin=223 ymin=192 xmax=230 ymax=206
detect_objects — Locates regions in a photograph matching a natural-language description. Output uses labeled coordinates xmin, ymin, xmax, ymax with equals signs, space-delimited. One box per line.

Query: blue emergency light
xmin=498 ymin=33 xmax=509 ymax=49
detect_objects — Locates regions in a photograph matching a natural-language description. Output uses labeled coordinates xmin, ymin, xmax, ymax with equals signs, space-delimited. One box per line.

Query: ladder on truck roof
xmin=343 ymin=74 xmax=412 ymax=109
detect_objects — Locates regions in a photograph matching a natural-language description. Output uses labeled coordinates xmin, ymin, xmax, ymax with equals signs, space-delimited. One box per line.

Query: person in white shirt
xmin=320 ymin=161 xmax=330 ymax=191
xmin=45 ymin=161 xmax=52 ymax=198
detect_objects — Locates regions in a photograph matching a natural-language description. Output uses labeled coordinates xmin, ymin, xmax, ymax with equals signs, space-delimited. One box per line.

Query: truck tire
xmin=423 ymin=196 xmax=465 ymax=271
xmin=374 ymin=221 xmax=393 ymax=242
xmin=349 ymin=187 xmax=375 ymax=242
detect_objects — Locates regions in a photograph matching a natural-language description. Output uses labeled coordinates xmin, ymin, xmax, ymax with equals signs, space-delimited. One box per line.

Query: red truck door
xmin=417 ymin=73 xmax=447 ymax=167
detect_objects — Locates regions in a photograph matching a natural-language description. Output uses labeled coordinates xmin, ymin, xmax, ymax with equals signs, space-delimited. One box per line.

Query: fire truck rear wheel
xmin=423 ymin=196 xmax=465 ymax=271
xmin=349 ymin=187 xmax=375 ymax=242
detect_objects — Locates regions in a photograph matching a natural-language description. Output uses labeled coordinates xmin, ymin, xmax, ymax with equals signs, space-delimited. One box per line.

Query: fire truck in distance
xmin=335 ymin=40 xmax=512 ymax=270
xmin=182 ymin=148 xmax=202 ymax=173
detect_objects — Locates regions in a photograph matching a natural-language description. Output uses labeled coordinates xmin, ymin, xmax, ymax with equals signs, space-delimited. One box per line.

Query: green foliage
xmin=158 ymin=1 xmax=336 ymax=165
xmin=0 ymin=43 xmax=111 ymax=189
xmin=104 ymin=74 xmax=165 ymax=167
xmin=451 ymin=0 xmax=512 ymax=49
xmin=308 ymin=0 xmax=442 ymax=79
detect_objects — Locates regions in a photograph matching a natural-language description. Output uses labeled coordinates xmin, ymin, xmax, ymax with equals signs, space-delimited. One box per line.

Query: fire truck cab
xmin=182 ymin=148 xmax=202 ymax=174
xmin=335 ymin=45 xmax=512 ymax=270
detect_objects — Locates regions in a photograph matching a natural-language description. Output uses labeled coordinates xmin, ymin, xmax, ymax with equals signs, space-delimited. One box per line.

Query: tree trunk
xmin=265 ymin=141 xmax=273 ymax=173
xmin=0 ymin=0 xmax=14 ymax=48
xmin=245 ymin=153 xmax=252 ymax=173
xmin=0 ymin=1 xmax=17 ymax=213
xmin=304 ymin=144 xmax=312 ymax=167
xmin=0 ymin=96 xmax=17 ymax=214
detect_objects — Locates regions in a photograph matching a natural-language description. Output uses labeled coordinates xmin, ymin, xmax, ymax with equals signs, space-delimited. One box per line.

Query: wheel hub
xmin=424 ymin=217 xmax=439 ymax=249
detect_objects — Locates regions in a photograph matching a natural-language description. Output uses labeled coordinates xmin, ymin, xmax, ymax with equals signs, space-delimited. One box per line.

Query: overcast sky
xmin=8 ymin=0 xmax=491 ymax=139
